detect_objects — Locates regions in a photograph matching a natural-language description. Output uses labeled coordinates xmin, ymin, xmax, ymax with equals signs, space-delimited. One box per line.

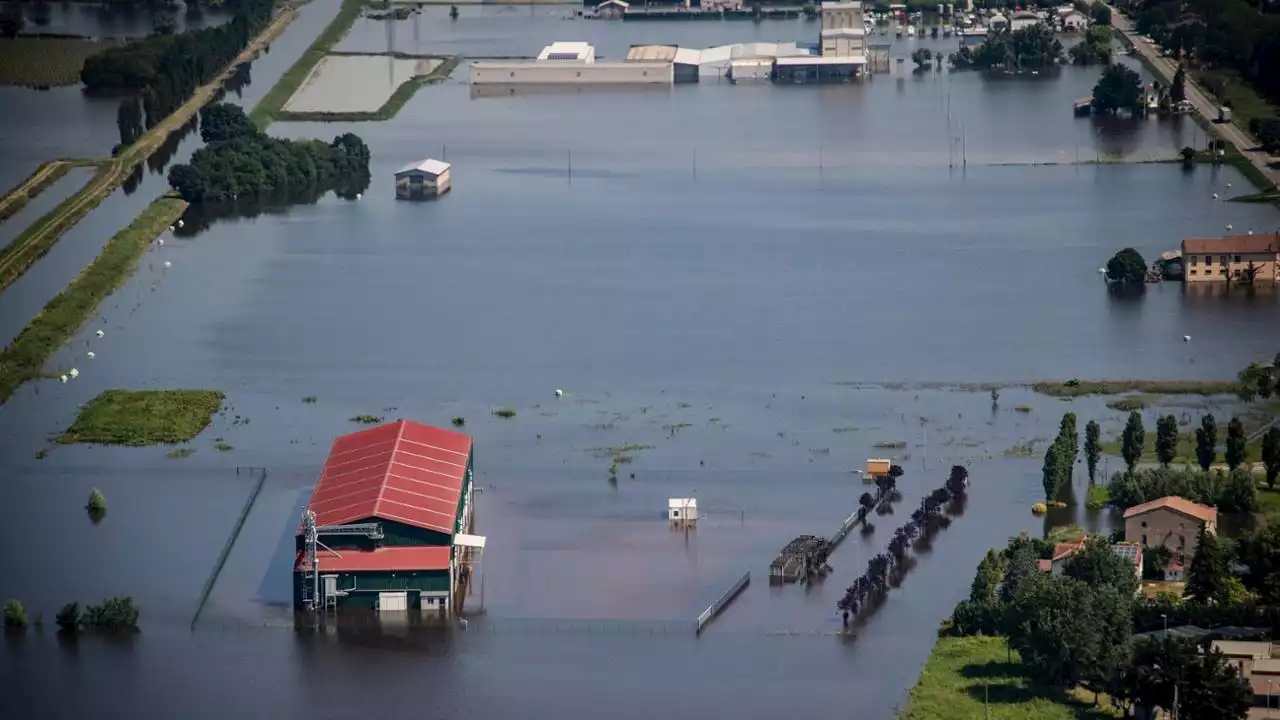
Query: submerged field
xmin=282 ymin=53 xmax=444 ymax=114
xmin=0 ymin=38 xmax=123 ymax=87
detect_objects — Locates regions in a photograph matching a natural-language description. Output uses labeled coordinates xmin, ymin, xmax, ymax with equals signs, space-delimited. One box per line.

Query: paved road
xmin=1110 ymin=8 xmax=1280 ymax=189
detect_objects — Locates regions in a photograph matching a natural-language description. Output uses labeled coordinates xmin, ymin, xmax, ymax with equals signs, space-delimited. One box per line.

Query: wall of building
xmin=1184 ymin=252 xmax=1279 ymax=283
xmin=1125 ymin=508 xmax=1213 ymax=564
xmin=471 ymin=62 xmax=673 ymax=85
xmin=292 ymin=570 xmax=452 ymax=610
xmin=822 ymin=5 xmax=864 ymax=32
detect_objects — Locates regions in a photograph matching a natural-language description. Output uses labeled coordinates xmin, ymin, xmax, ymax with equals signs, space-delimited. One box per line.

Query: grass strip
xmin=0 ymin=160 xmax=73 ymax=223
xmin=0 ymin=197 xmax=187 ymax=404
xmin=902 ymin=635 xmax=1120 ymax=720
xmin=250 ymin=0 xmax=367 ymax=129
xmin=1030 ymin=379 xmax=1242 ymax=398
xmin=274 ymin=55 xmax=460 ymax=122
xmin=59 ymin=389 xmax=225 ymax=445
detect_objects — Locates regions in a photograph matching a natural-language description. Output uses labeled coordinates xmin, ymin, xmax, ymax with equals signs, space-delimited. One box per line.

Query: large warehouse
xmin=293 ymin=419 xmax=484 ymax=616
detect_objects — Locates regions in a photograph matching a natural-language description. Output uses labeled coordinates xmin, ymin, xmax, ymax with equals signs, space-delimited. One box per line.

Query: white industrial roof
xmin=821 ymin=27 xmax=867 ymax=37
xmin=538 ymin=41 xmax=593 ymax=60
xmin=673 ymin=47 xmax=701 ymax=65
xmin=821 ymin=1 xmax=863 ymax=9
xmin=731 ymin=58 xmax=774 ymax=67
xmin=699 ymin=45 xmax=735 ymax=64
xmin=776 ymin=54 xmax=867 ymax=65
xmin=396 ymin=158 xmax=451 ymax=176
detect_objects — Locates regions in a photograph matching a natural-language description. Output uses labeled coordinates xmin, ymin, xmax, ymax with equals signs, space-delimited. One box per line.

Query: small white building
xmin=989 ymin=12 xmax=1008 ymax=30
xmin=668 ymin=498 xmax=698 ymax=524
xmin=395 ymin=158 xmax=451 ymax=200
xmin=1057 ymin=8 xmax=1088 ymax=30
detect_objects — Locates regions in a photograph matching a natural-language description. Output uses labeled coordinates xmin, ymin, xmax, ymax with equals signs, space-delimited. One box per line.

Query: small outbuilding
xmin=865 ymin=458 xmax=892 ymax=478
xmin=395 ymin=159 xmax=451 ymax=200
xmin=668 ymin=497 xmax=698 ymax=525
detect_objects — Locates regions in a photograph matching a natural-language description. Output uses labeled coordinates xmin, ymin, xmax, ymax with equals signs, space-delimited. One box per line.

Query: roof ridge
xmin=373 ymin=419 xmax=407 ymax=521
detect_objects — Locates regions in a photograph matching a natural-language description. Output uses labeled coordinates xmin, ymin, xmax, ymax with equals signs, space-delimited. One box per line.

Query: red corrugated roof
xmin=294 ymin=546 xmax=452 ymax=573
xmin=302 ymin=419 xmax=472 ymax=536
xmin=1122 ymin=495 xmax=1217 ymax=524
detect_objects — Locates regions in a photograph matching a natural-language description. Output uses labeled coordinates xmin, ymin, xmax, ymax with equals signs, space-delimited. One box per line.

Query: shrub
xmin=4 ymin=599 xmax=28 ymax=629
xmin=83 ymin=596 xmax=139 ymax=632
xmin=87 ymin=488 xmax=106 ymax=512
xmin=56 ymin=602 xmax=81 ymax=634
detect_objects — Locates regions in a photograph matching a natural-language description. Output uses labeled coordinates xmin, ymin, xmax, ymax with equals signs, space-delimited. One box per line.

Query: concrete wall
xmin=472 ymin=61 xmax=673 ymax=85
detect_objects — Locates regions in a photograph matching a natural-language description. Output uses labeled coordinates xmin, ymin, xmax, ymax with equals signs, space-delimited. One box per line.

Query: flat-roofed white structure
xmin=471 ymin=61 xmax=672 ymax=85
xmin=537 ymin=41 xmax=596 ymax=62
xmin=820 ymin=27 xmax=867 ymax=57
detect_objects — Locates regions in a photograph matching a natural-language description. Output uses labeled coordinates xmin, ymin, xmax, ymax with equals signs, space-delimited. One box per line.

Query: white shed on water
xmin=668 ymin=498 xmax=698 ymax=524
xmin=395 ymin=158 xmax=452 ymax=200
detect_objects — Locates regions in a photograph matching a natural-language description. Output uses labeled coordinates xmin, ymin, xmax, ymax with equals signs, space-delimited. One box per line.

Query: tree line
xmin=4 ymin=596 xmax=140 ymax=634
xmin=167 ymin=103 xmax=371 ymax=203
xmin=947 ymin=528 xmax=1254 ymax=718
xmin=1127 ymin=0 xmax=1280 ymax=137
xmin=838 ymin=466 xmax=969 ymax=627
xmin=950 ymin=24 xmax=1064 ymax=71
xmin=83 ymin=0 xmax=272 ymax=135
xmin=1102 ymin=408 xmax=1280 ymax=514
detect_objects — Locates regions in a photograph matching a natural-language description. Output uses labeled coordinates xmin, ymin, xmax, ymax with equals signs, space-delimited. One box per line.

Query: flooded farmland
xmin=2 ymin=3 xmax=1280 ymax=719
xmin=283 ymin=54 xmax=443 ymax=113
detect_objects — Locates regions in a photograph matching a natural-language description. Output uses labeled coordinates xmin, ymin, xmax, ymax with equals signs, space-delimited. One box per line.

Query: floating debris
xmin=69 ymin=368 xmax=79 ymax=378
xmin=59 ymin=375 xmax=68 ymax=383
xmin=177 ymin=219 xmax=184 ymax=228
xmin=1183 ymin=335 xmax=1191 ymax=342
xmin=554 ymin=389 xmax=564 ymax=398
xmin=163 ymin=261 xmax=172 ymax=269
xmin=157 ymin=238 xmax=164 ymax=246
xmin=95 ymin=330 xmax=104 ymax=338
xmin=86 ymin=351 xmax=95 ymax=359
xmin=1212 ymin=193 xmax=1218 ymax=199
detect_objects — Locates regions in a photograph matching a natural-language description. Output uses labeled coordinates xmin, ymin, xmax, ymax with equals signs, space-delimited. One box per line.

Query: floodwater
xmin=3 ymin=4 xmax=1280 ymax=719
xmin=13 ymin=1 xmax=232 ymax=39
xmin=283 ymin=55 xmax=442 ymax=113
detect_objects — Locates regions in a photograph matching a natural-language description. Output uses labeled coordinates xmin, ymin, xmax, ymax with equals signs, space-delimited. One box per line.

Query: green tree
xmin=1225 ymin=417 xmax=1246 ymax=471
xmin=1000 ymin=543 xmax=1040 ymax=606
xmin=199 ymin=103 xmax=257 ymax=144
xmin=1236 ymin=520 xmax=1280 ymax=605
xmin=1061 ymin=412 xmax=1078 ymax=462
xmin=859 ymin=492 xmax=876 ymax=511
xmin=1106 ymin=248 xmax=1147 ymax=286
xmin=1196 ymin=414 xmax=1217 ymax=471
xmin=1042 ymin=438 xmax=1069 ymax=501
xmin=1092 ymin=63 xmax=1144 ymax=115
xmin=1171 ymin=65 xmax=1187 ymax=104
xmin=55 ymin=602 xmax=81 ymax=634
xmin=1062 ymin=535 xmax=1139 ymax=597
xmin=0 ymin=3 xmax=24 ymax=38
xmin=1221 ymin=468 xmax=1258 ymax=513
xmin=1121 ymin=411 xmax=1145 ymax=473
xmin=83 ymin=596 xmax=140 ymax=631
xmin=1084 ymin=420 xmax=1101 ymax=483
xmin=1263 ymin=427 xmax=1280 ymax=490
xmin=1177 ymin=644 xmax=1253 ymax=720
xmin=1184 ymin=524 xmax=1231 ymax=606
xmin=1005 ymin=574 xmax=1131 ymax=690
xmin=969 ymin=549 xmax=1006 ymax=603
xmin=3 ymin=599 xmax=27 ymax=629
xmin=116 ymin=96 xmax=143 ymax=147
xmin=1155 ymin=414 xmax=1178 ymax=467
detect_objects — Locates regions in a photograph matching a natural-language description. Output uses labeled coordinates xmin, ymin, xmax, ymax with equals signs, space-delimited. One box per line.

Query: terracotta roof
xmin=1122 ymin=496 xmax=1217 ymax=525
xmin=1052 ymin=538 xmax=1087 ymax=561
xmin=294 ymin=546 xmax=451 ymax=573
xmin=1182 ymin=233 xmax=1280 ymax=255
xmin=302 ymin=419 xmax=472 ymax=536
xmin=1037 ymin=558 xmax=1053 ymax=573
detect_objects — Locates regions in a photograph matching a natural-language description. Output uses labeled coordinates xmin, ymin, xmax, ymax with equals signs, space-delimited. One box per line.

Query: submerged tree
xmin=1196 ymin=414 xmax=1218 ymax=471
xmin=1106 ymin=248 xmax=1147 ymax=286
xmin=1121 ymin=411 xmax=1145 ymax=473
xmin=1225 ymin=417 xmax=1246 ymax=471
xmin=1085 ymin=420 xmax=1101 ymax=483
xmin=1155 ymin=415 xmax=1178 ymax=467
xmin=1092 ymin=63 xmax=1144 ymax=115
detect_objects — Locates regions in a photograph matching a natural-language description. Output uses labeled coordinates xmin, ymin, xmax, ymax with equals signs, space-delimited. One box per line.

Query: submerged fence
xmin=695 ymin=570 xmax=750 ymax=635
xmin=190 ymin=466 xmax=268 ymax=630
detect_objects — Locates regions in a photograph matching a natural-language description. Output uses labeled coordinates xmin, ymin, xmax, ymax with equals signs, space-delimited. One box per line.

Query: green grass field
xmin=1098 ymin=430 xmax=1263 ymax=465
xmin=60 ymin=389 xmax=224 ymax=445
xmin=0 ymin=38 xmax=123 ymax=88
xmin=901 ymin=636 xmax=1121 ymax=720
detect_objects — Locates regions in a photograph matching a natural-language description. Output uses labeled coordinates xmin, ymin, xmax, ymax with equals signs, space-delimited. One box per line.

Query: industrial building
xmin=293 ymin=419 xmax=484 ymax=616
xmin=395 ymin=159 xmax=451 ymax=200
xmin=471 ymin=42 xmax=673 ymax=85
xmin=470 ymin=2 xmax=873 ymax=90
